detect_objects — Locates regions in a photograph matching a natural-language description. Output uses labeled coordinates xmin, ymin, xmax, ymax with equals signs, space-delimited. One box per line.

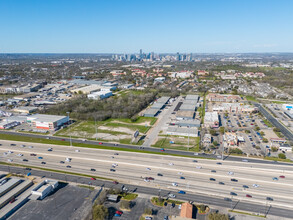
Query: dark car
xmin=110 ymin=169 xmax=116 ymax=172
xmin=230 ymin=192 xmax=237 ymax=196
xmin=243 ymin=185 xmax=249 ymax=188
xmin=41 ymin=162 xmax=46 ymax=164
xmin=114 ymin=153 xmax=119 ymax=155
xmin=178 ymin=191 xmax=186 ymax=194
xmin=211 ymin=170 xmax=216 ymax=173
xmin=23 ymin=159 xmax=28 ymax=162
xmin=224 ymin=198 xmax=231 ymax=201
xmin=209 ymin=178 xmax=216 ymax=181
xmin=193 ymin=160 xmax=198 ymax=163
xmin=219 ymin=182 xmax=225 ymax=185
xmin=216 ymin=162 xmax=222 ymax=165
xmin=113 ymin=181 xmax=119 ymax=184
xmin=266 ymin=197 xmax=273 ymax=201
xmin=180 ymin=176 xmax=185 ymax=179
xmin=60 ymin=161 xmax=65 ymax=164
xmin=231 ymin=178 xmax=238 ymax=182
xmin=25 ymin=168 xmax=31 ymax=170
xmin=66 ymin=165 xmax=71 ymax=168
xmin=157 ymin=173 xmax=163 ymax=176
xmin=90 ymin=168 xmax=96 ymax=171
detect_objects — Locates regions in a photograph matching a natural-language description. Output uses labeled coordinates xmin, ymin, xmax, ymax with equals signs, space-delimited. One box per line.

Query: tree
xmin=260 ymin=131 xmax=265 ymax=136
xmin=245 ymin=130 xmax=251 ymax=134
xmin=219 ymin=127 xmax=225 ymax=134
xmin=255 ymin=126 xmax=260 ymax=131
xmin=262 ymin=138 xmax=268 ymax=143
xmin=208 ymin=212 xmax=229 ymax=220
xmin=209 ymin=129 xmax=217 ymax=136
xmin=120 ymin=200 xmax=130 ymax=210
xmin=273 ymin=127 xmax=280 ymax=133
xmin=213 ymin=141 xmax=218 ymax=146
xmin=278 ymin=153 xmax=286 ymax=159
xmin=199 ymin=204 xmax=206 ymax=213
xmin=92 ymin=205 xmax=108 ymax=220
xmin=271 ymin=146 xmax=278 ymax=152
xmin=144 ymin=207 xmax=152 ymax=215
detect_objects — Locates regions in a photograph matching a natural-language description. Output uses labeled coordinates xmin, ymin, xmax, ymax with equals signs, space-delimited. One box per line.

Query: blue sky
xmin=0 ymin=0 xmax=293 ymax=53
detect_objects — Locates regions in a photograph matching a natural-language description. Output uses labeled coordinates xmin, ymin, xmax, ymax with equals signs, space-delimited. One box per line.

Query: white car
xmin=17 ymin=154 xmax=23 ymax=157
xmin=144 ymin=178 xmax=150 ymax=182
xmin=3 ymin=152 xmax=7 ymax=156
xmin=196 ymin=166 xmax=202 ymax=169
xmin=253 ymin=184 xmax=259 ymax=188
xmin=28 ymin=146 xmax=33 ymax=148
xmin=168 ymin=194 xmax=176 ymax=198
xmin=194 ymin=153 xmax=199 ymax=156
xmin=228 ymin=171 xmax=234 ymax=175
xmin=8 ymin=151 xmax=13 ymax=154
xmin=20 ymin=145 xmax=25 ymax=148
xmin=169 ymin=163 xmax=174 ymax=166
xmin=242 ymin=159 xmax=248 ymax=162
xmin=112 ymin=163 xmax=118 ymax=167
xmin=75 ymin=149 xmax=80 ymax=152
xmin=172 ymin=182 xmax=178 ymax=187
xmin=7 ymin=159 xmax=13 ymax=162
xmin=178 ymin=172 xmax=183 ymax=175
xmin=146 ymin=168 xmax=151 ymax=170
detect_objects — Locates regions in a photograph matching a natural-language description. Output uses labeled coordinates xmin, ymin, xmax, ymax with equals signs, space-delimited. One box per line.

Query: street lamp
xmin=66 ymin=112 xmax=72 ymax=147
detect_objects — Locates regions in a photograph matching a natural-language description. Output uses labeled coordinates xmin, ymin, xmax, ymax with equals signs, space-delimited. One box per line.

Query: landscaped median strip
xmin=0 ymin=161 xmax=114 ymax=182
xmin=0 ymin=133 xmax=214 ymax=160
xmin=228 ymin=209 xmax=266 ymax=218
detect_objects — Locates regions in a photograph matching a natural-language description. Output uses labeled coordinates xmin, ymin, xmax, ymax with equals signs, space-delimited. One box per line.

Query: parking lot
xmin=104 ymin=196 xmax=180 ymax=220
xmin=10 ymin=184 xmax=97 ymax=220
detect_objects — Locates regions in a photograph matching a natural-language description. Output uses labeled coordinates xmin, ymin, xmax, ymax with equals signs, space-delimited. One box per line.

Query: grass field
xmin=245 ymin=95 xmax=257 ymax=102
xmin=152 ymin=136 xmax=200 ymax=152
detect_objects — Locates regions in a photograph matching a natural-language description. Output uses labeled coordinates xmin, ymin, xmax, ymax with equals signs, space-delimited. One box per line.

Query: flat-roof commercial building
xmin=31 ymin=179 xmax=58 ymax=200
xmin=156 ymin=96 xmax=170 ymax=104
xmin=176 ymin=111 xmax=195 ymax=120
xmin=151 ymin=102 xmax=165 ymax=109
xmin=185 ymin=95 xmax=199 ymax=102
xmin=0 ymin=178 xmax=21 ymax=197
xmin=179 ymin=104 xmax=196 ymax=111
xmin=143 ymin=108 xmax=159 ymax=117
xmin=87 ymin=91 xmax=113 ymax=100
xmin=174 ymin=119 xmax=201 ymax=127
xmin=166 ymin=126 xmax=198 ymax=137
xmin=27 ymin=114 xmax=69 ymax=130
xmin=70 ymin=85 xmax=102 ymax=94
xmin=13 ymin=107 xmax=38 ymax=114
xmin=204 ymin=112 xmax=219 ymax=128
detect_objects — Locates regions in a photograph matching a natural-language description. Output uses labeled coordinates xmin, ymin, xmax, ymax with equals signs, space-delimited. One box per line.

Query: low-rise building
xmin=176 ymin=111 xmax=195 ymax=120
xmin=27 ymin=114 xmax=69 ymax=130
xmin=166 ymin=126 xmax=198 ymax=137
xmin=31 ymin=179 xmax=58 ymax=200
xmin=87 ymin=91 xmax=113 ymax=100
xmin=223 ymin=132 xmax=238 ymax=147
xmin=206 ymin=93 xmax=241 ymax=103
xmin=13 ymin=106 xmax=38 ymax=114
xmin=203 ymin=134 xmax=212 ymax=144
xmin=204 ymin=112 xmax=219 ymax=128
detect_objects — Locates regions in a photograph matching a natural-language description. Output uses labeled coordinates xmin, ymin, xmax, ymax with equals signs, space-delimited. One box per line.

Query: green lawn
xmin=262 ymin=119 xmax=273 ymax=127
xmin=245 ymin=95 xmax=257 ymax=102
xmin=152 ymin=136 xmax=200 ymax=152
xmin=120 ymin=193 xmax=138 ymax=201
xmin=151 ymin=197 xmax=183 ymax=207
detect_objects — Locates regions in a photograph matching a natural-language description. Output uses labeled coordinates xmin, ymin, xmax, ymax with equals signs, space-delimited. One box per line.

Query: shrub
xmin=92 ymin=205 xmax=108 ymax=220
xmin=144 ymin=207 xmax=152 ymax=215
xmin=271 ymin=146 xmax=278 ymax=152
xmin=120 ymin=200 xmax=130 ymax=210
xmin=262 ymin=138 xmax=268 ymax=143
xmin=208 ymin=212 xmax=229 ymax=220
xmin=278 ymin=153 xmax=286 ymax=159
xmin=229 ymin=148 xmax=243 ymax=155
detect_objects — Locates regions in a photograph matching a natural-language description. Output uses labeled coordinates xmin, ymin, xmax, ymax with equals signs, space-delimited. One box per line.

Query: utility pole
xmin=66 ymin=112 xmax=72 ymax=147
xmin=94 ymin=115 xmax=98 ymax=141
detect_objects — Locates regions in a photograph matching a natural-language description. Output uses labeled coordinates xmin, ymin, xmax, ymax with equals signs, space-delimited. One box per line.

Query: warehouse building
xmin=31 ymin=179 xmax=59 ymax=200
xmin=174 ymin=119 xmax=201 ymax=127
xmin=87 ymin=91 xmax=113 ymax=100
xmin=204 ymin=112 xmax=219 ymax=128
xmin=156 ymin=96 xmax=170 ymax=104
xmin=27 ymin=114 xmax=69 ymax=130
xmin=13 ymin=106 xmax=38 ymax=114
xmin=179 ymin=104 xmax=197 ymax=111
xmin=143 ymin=108 xmax=159 ymax=117
xmin=166 ymin=126 xmax=198 ymax=137
xmin=176 ymin=110 xmax=195 ymax=120
xmin=185 ymin=95 xmax=199 ymax=102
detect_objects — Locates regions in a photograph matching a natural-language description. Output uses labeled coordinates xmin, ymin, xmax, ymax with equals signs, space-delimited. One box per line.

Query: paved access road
xmin=0 ymin=130 xmax=292 ymax=166
xmin=1 ymin=140 xmax=293 ymax=215
xmin=253 ymin=102 xmax=293 ymax=141
xmin=1 ymin=164 xmax=293 ymax=219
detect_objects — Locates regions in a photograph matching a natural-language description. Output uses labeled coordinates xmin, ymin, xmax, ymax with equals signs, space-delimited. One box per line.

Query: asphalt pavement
xmin=1 ymin=164 xmax=293 ymax=218
xmin=0 ymin=130 xmax=293 ymax=166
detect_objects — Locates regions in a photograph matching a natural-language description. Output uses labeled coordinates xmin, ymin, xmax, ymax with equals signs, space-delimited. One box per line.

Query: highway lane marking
xmin=2 ymin=148 xmax=293 ymax=193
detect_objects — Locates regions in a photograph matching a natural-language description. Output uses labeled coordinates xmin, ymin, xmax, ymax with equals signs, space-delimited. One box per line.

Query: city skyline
xmin=1 ymin=0 xmax=293 ymax=53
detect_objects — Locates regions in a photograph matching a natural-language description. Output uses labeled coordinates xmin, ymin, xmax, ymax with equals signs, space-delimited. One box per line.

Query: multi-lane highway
xmin=1 ymin=140 xmax=293 ymax=218
xmin=1 ymin=130 xmax=292 ymax=166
